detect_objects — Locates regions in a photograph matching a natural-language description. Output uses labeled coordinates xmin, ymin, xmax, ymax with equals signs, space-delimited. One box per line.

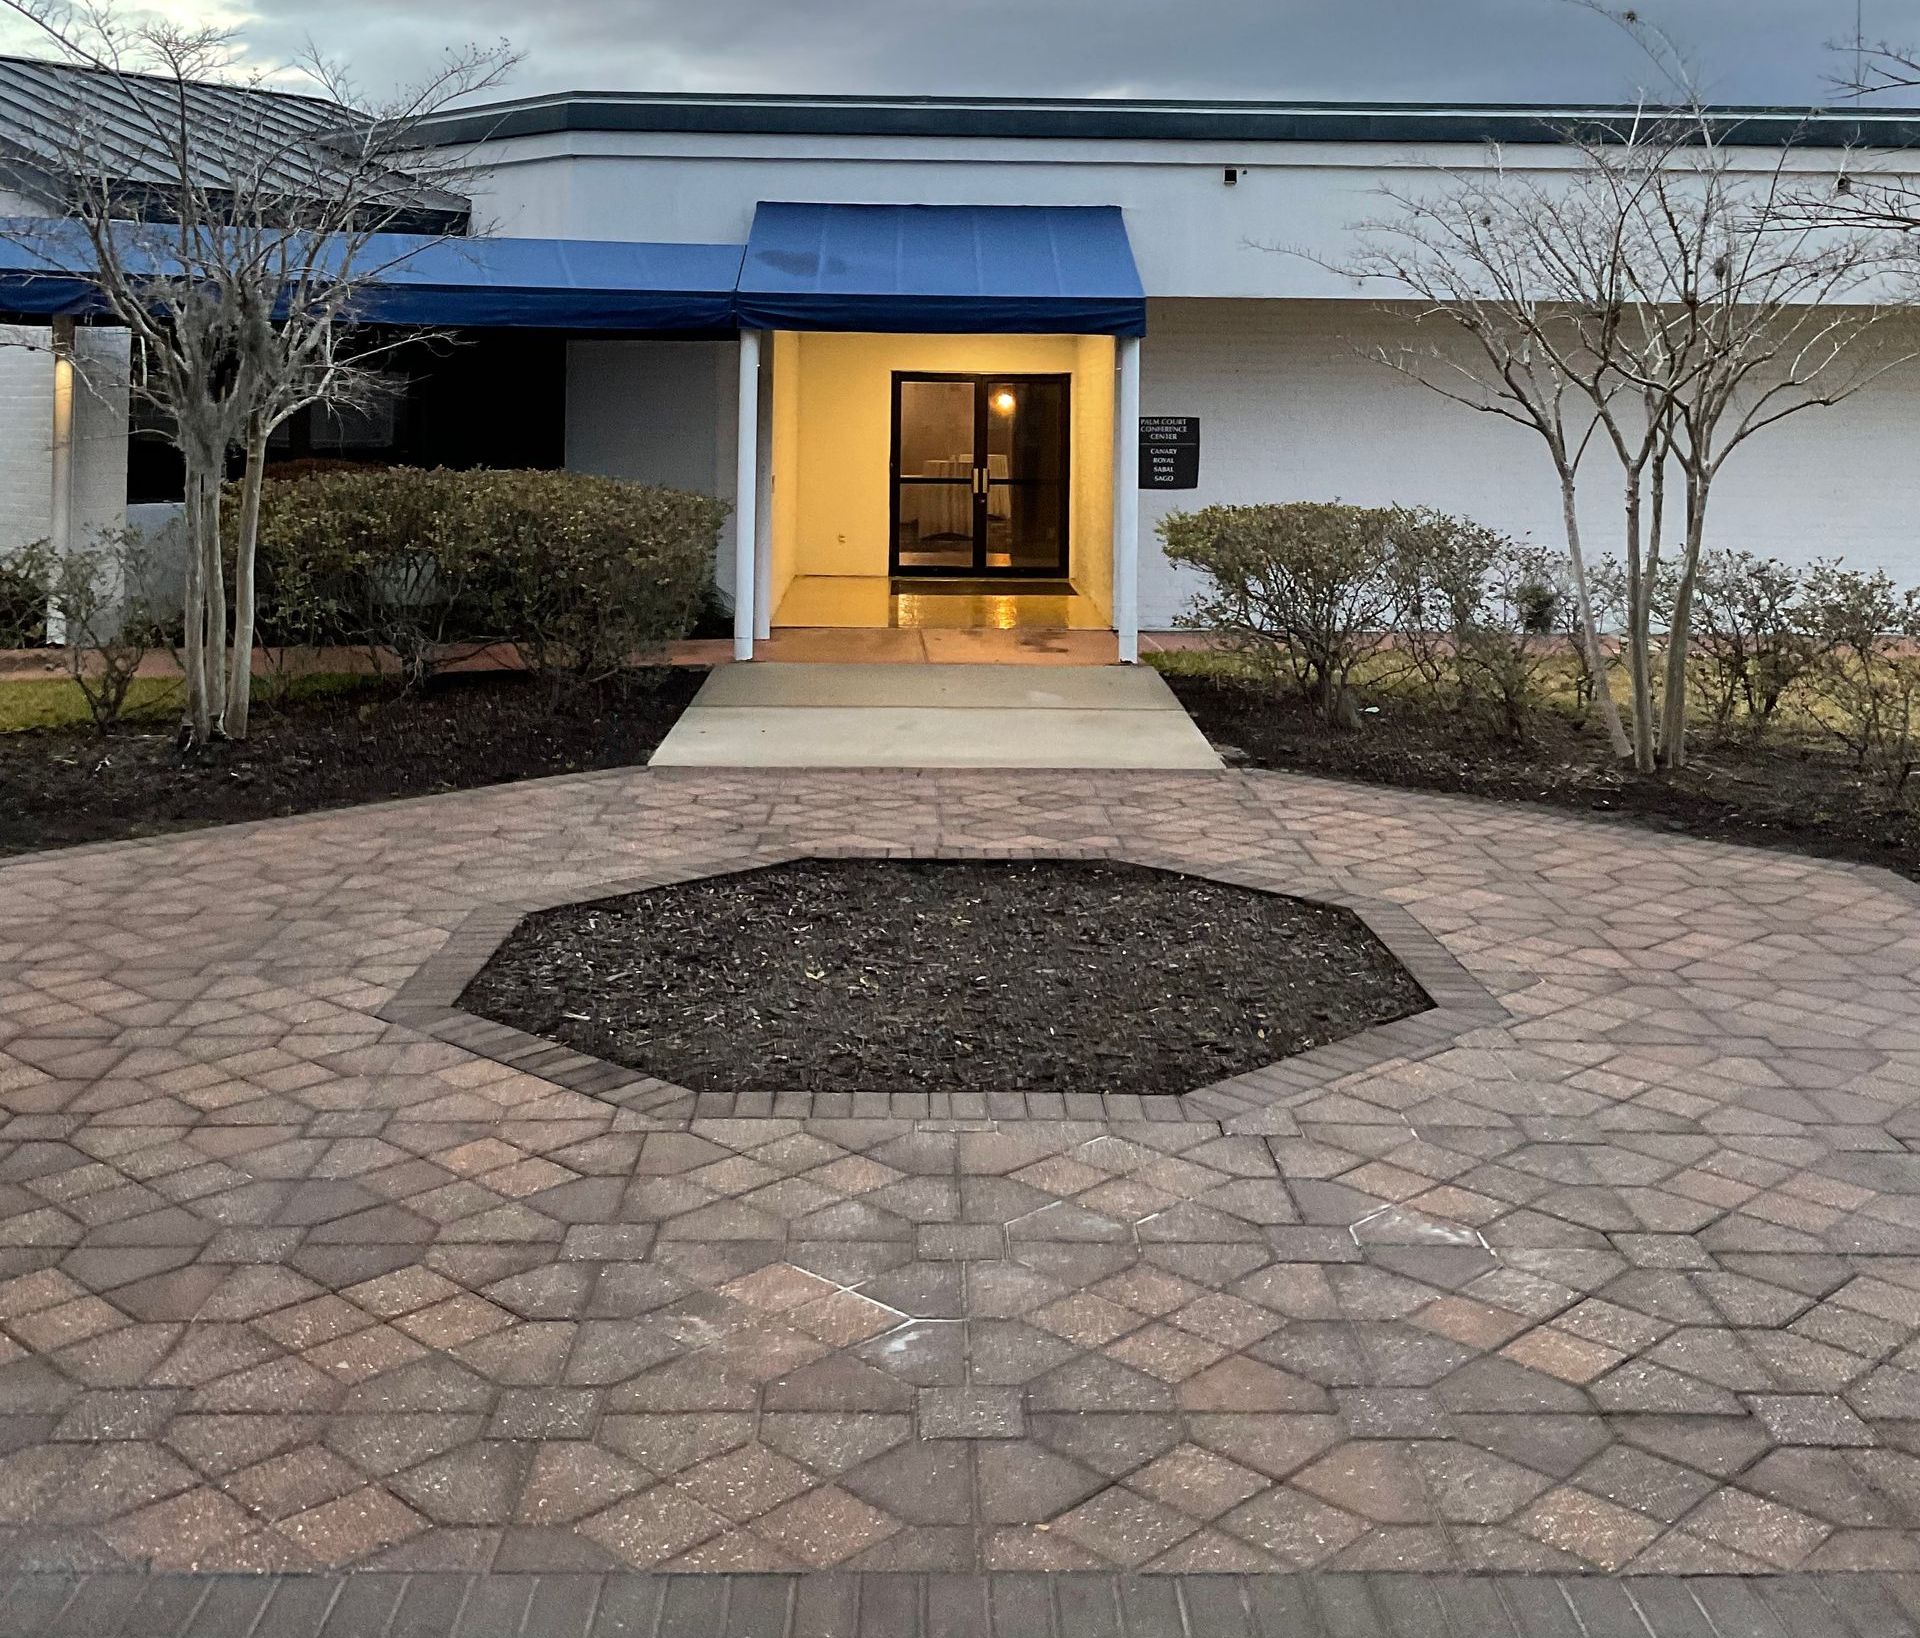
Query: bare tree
xmin=1840 ymin=31 xmax=1920 ymax=109
xmin=1333 ymin=161 xmax=1637 ymax=761
xmin=1613 ymin=156 xmax=1891 ymax=767
xmin=1335 ymin=21 xmax=1898 ymax=770
xmin=1809 ymin=34 xmax=1920 ymax=254
xmin=0 ymin=3 xmax=514 ymax=741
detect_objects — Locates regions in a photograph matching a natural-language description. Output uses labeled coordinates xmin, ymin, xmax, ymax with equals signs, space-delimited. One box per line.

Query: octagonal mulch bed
xmin=456 ymin=857 xmax=1431 ymax=1099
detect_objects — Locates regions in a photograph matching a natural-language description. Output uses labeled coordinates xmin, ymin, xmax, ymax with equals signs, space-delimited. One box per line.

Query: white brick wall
xmin=565 ymin=338 xmax=739 ymax=598
xmin=1136 ymin=297 xmax=1920 ymax=630
xmin=0 ymin=325 xmax=55 ymax=559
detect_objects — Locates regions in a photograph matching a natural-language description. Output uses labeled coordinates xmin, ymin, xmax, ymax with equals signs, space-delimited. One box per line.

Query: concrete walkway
xmin=648 ymin=663 xmax=1223 ymax=769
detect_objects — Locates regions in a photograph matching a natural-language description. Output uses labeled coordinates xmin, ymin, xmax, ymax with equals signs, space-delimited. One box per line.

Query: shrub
xmin=1380 ymin=508 xmax=1556 ymax=736
xmin=262 ymin=456 xmax=395 ymax=483
xmin=1162 ymin=501 xmax=1394 ymax=725
xmin=12 ymin=530 xmax=171 ymax=733
xmin=1801 ymin=564 xmax=1920 ymax=800
xmin=244 ymin=468 xmax=725 ymax=691
xmin=247 ymin=471 xmax=440 ymax=682
xmin=1554 ymin=557 xmax=1615 ymax=718
xmin=1549 ymin=554 xmax=1682 ymax=724
xmin=0 ymin=543 xmax=51 ymax=648
xmin=1687 ymin=550 xmax=1824 ymax=737
xmin=63 ymin=530 xmax=171 ymax=732
xmin=1583 ymin=554 xmax=1632 ymax=638
xmin=1462 ymin=539 xmax=1563 ymax=738
xmin=1382 ymin=506 xmax=1505 ymax=696
xmin=1512 ymin=573 xmax=1561 ymax=638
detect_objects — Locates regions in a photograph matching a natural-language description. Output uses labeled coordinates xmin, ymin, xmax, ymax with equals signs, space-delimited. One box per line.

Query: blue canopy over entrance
xmin=734 ymin=202 xmax=1146 ymax=336
xmin=0 ymin=221 xmax=745 ymax=331
xmin=0 ymin=205 xmax=1147 ymax=334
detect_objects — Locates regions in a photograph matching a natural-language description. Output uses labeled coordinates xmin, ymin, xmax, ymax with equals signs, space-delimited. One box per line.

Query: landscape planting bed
xmin=0 ymin=668 xmax=703 ymax=854
xmin=457 ymin=856 xmax=1432 ymax=1098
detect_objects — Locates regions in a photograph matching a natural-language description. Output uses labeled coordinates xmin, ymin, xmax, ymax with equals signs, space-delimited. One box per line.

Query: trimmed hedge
xmin=1161 ymin=501 xmax=1560 ymax=732
xmin=243 ymin=467 xmax=725 ymax=685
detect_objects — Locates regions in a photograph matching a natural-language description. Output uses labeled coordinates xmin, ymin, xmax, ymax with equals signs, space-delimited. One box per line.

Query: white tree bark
xmin=225 ymin=423 xmax=268 ymax=741
xmin=1335 ymin=66 xmax=1900 ymax=771
xmin=0 ymin=2 xmax=516 ymax=741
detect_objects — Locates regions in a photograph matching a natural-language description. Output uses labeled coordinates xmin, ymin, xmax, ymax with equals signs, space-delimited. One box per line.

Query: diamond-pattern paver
xmin=0 ymin=765 xmax=1917 ymax=1575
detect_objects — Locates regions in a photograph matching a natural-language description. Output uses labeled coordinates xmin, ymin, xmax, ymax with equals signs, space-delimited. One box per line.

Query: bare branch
xmin=1319 ymin=14 xmax=1908 ymax=771
xmin=0 ymin=0 xmax=516 ymax=741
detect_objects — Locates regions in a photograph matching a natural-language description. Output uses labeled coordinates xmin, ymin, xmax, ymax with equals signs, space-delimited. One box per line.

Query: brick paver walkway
xmin=8 ymin=1567 xmax=1920 ymax=1637
xmin=1 ymin=768 xmax=1917 ymax=1586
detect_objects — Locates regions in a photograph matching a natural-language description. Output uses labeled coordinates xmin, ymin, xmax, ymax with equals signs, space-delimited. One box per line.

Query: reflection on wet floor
xmin=773 ymin=575 xmax=1110 ymax=631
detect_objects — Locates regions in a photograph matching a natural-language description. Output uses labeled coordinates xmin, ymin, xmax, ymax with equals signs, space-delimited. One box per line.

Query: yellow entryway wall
xmin=767 ymin=331 xmax=1116 ymax=625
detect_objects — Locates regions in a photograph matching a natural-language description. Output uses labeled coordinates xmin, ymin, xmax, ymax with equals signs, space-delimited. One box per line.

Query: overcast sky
xmin=6 ymin=0 xmax=1920 ymax=109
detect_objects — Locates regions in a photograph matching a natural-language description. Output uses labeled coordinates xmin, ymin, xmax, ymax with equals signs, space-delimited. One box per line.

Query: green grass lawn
xmin=1146 ymin=644 xmax=1601 ymax=717
xmin=1144 ymin=647 xmax=1270 ymax=683
xmin=0 ymin=675 xmax=183 ymax=731
xmin=0 ymin=671 xmax=376 ymax=733
xmin=1143 ymin=643 xmax=1858 ymax=739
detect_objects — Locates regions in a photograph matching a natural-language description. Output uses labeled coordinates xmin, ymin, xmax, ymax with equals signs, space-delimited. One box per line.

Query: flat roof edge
xmin=409 ymin=93 xmax=1920 ymax=151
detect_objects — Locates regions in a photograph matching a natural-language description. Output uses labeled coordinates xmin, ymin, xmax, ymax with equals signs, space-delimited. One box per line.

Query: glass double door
xmin=891 ymin=373 xmax=1070 ymax=577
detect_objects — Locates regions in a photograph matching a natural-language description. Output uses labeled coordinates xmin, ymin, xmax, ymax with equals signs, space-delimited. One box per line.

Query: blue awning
xmin=0 ymin=207 xmax=1147 ymax=335
xmin=340 ymin=234 xmax=743 ymax=330
xmin=0 ymin=225 xmax=110 ymax=316
xmin=734 ymin=202 xmax=1146 ymax=336
xmin=0 ymin=220 xmax=745 ymax=332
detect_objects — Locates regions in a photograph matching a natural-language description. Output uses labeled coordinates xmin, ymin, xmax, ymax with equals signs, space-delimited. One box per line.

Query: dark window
xmin=125 ymin=330 xmax=568 ymax=503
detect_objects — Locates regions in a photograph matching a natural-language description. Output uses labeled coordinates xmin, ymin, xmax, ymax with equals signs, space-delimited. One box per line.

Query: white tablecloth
xmin=913 ymin=456 xmax=1010 ymax=538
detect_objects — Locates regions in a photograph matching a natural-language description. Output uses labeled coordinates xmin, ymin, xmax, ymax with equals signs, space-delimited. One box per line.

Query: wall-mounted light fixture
xmin=1223 ymin=167 xmax=1240 ymax=186
xmin=990 ymin=388 xmax=1017 ymax=415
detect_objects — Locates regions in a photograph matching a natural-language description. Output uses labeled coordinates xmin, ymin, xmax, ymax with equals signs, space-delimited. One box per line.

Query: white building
xmin=6 ymin=77 xmax=1920 ymax=656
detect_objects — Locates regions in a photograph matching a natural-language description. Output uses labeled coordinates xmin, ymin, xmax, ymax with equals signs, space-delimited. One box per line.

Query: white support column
xmin=753 ymin=336 xmax=774 ymax=642
xmin=732 ymin=330 xmax=762 ymax=661
xmin=48 ymin=317 xmax=74 ymax=558
xmin=45 ymin=318 xmax=75 ymax=645
xmin=1112 ymin=333 xmax=1142 ymax=664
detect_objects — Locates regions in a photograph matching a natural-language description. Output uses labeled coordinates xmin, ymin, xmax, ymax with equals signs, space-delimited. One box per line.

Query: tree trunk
xmin=225 ymin=425 xmax=268 ymax=740
xmin=1621 ymin=471 xmax=1656 ymax=773
xmin=202 ymin=479 xmax=228 ymax=736
xmin=1657 ymin=480 xmax=1708 ymax=770
xmin=179 ymin=468 xmax=212 ymax=745
xmin=1558 ymin=471 xmax=1632 ymax=760
xmin=1647 ymin=438 xmax=1670 ymax=762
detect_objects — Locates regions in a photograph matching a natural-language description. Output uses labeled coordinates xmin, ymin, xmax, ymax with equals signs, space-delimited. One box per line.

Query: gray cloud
xmin=35 ymin=0 xmax=1920 ymax=109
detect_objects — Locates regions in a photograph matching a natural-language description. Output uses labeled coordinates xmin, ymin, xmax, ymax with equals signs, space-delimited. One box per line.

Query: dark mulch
xmin=0 ymin=669 xmax=704 ymax=856
xmin=1167 ymin=674 xmax=1920 ymax=884
xmin=458 ymin=857 xmax=1431 ymax=1098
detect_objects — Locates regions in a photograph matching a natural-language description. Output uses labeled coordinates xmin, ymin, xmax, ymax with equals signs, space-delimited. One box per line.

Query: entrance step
xmin=649 ymin=663 xmax=1223 ymax=769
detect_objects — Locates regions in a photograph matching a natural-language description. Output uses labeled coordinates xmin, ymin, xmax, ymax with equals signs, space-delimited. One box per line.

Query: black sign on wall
xmin=1139 ymin=416 xmax=1200 ymax=489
